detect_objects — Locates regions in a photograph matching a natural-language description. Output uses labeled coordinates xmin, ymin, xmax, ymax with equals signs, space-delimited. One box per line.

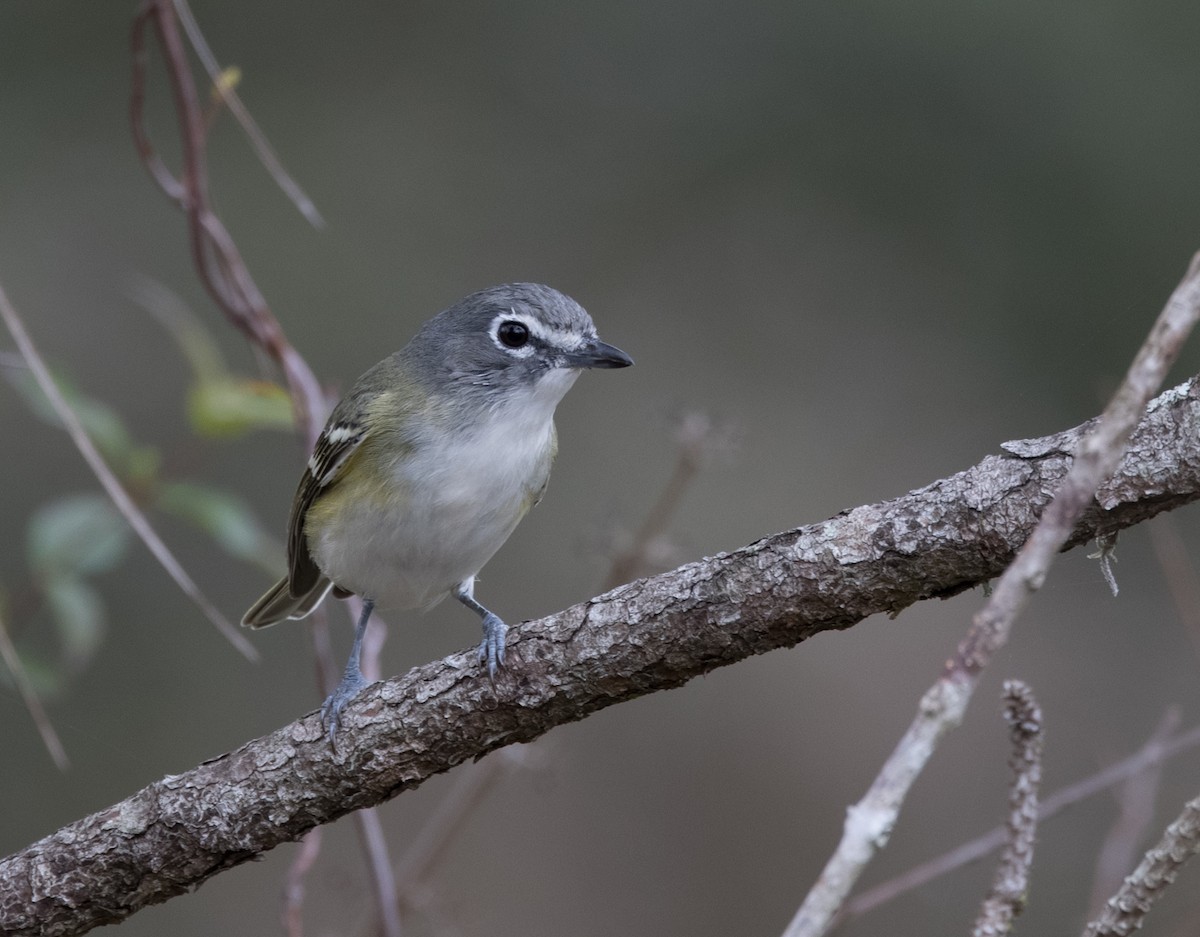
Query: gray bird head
xmin=404 ymin=283 xmax=632 ymax=402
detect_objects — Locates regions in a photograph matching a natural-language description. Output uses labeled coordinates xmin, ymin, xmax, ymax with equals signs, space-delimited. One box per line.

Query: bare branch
xmin=1087 ymin=708 xmax=1179 ymax=918
xmin=1083 ymin=793 xmax=1200 ymax=936
xmin=131 ymin=0 xmax=343 ymax=700
xmin=781 ymin=252 xmax=1200 ymax=937
xmin=844 ymin=715 xmax=1200 ymax=921
xmin=955 ymin=249 xmax=1200 ymax=679
xmin=131 ymin=6 xmax=356 ymax=919
xmin=0 ymin=279 xmax=256 ymax=660
xmin=0 ymin=605 xmax=69 ymax=770
xmin=282 ymin=828 xmax=321 ymax=937
xmin=357 ymin=809 xmax=402 ymax=937
xmin=130 ymin=0 xmax=327 ymax=446
xmin=1148 ymin=516 xmax=1200 ymax=667
xmin=346 ymin=745 xmax=540 ymax=933
xmin=972 ymin=680 xmax=1043 ymax=937
xmin=170 ymin=0 xmax=325 ymax=229
xmin=4 ymin=362 xmax=1200 ymax=935
xmin=784 ymin=676 xmax=972 ymax=937
xmin=342 ymin=629 xmax=395 ymax=918
xmin=394 ymin=746 xmax=538 ymax=892
xmin=604 ymin=411 xmax=726 ymax=589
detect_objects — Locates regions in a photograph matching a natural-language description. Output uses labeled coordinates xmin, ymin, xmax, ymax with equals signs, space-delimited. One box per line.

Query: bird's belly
xmin=313 ymin=498 xmax=522 ymax=609
xmin=308 ymin=420 xmax=552 ymax=610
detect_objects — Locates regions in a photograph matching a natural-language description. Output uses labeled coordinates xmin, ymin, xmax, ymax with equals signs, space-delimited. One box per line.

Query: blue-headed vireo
xmin=242 ymin=283 xmax=632 ymax=740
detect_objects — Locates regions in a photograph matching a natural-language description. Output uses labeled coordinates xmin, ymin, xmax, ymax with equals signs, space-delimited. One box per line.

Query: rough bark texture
xmin=3 ymin=377 xmax=1200 ymax=937
xmin=1083 ymin=792 xmax=1200 ymax=936
xmin=972 ymin=681 xmax=1043 ymax=937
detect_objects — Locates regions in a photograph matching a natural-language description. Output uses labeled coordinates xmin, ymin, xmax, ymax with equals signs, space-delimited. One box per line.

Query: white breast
xmin=311 ymin=369 xmax=578 ymax=610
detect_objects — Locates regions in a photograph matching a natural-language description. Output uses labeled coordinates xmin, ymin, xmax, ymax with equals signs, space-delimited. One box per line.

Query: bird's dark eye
xmin=497 ymin=320 xmax=530 ymax=349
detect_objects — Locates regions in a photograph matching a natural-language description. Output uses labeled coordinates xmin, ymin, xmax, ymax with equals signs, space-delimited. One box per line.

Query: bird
xmin=242 ymin=282 xmax=633 ymax=741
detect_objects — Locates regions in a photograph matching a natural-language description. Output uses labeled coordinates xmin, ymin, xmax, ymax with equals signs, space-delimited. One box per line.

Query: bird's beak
xmin=563 ymin=338 xmax=634 ymax=369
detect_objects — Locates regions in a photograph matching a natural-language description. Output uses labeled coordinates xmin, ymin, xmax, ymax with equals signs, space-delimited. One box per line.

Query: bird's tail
xmin=241 ymin=576 xmax=333 ymax=628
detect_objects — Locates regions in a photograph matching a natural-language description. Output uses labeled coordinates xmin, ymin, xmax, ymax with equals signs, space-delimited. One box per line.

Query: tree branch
xmin=3 ymin=369 xmax=1200 ymax=935
xmin=1086 ymin=708 xmax=1179 ymax=918
xmin=781 ymin=252 xmax=1200 ymax=937
xmin=972 ymin=680 xmax=1043 ymax=937
xmin=0 ymin=278 xmax=256 ymax=661
xmin=843 ymin=709 xmax=1200 ymax=921
xmin=1083 ymin=791 xmax=1200 ymax=936
xmin=130 ymin=0 xmax=327 ymax=447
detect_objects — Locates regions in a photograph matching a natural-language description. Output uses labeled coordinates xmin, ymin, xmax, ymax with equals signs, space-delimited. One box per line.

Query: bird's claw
xmin=319 ymin=671 xmax=369 ymax=746
xmin=476 ymin=611 xmax=507 ymax=680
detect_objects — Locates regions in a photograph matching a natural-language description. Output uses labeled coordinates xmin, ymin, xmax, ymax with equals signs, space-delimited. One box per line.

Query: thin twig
xmin=0 ymin=278 xmax=256 ymax=660
xmin=282 ymin=828 xmax=322 ymax=937
xmin=312 ymin=600 xmax=401 ymax=936
xmin=396 ymin=746 xmax=538 ymax=891
xmin=843 ymin=717 xmax=1200 ymax=921
xmin=1148 ymin=516 xmax=1200 ymax=667
xmin=0 ymin=604 xmax=69 ymax=770
xmin=6 ymin=366 xmax=1200 ymax=934
xmin=170 ymin=0 xmax=324 ymax=229
xmin=972 ymin=680 xmax=1043 ymax=937
xmin=781 ymin=251 xmax=1200 ymax=937
xmin=340 ymin=745 xmax=540 ymax=934
xmin=130 ymin=7 xmax=397 ymax=932
xmin=604 ymin=411 xmax=723 ymax=589
xmin=358 ymin=810 xmax=403 ymax=937
xmin=1083 ymin=792 xmax=1200 ymax=936
xmin=130 ymin=0 xmax=327 ymax=445
xmin=1087 ymin=708 xmax=1179 ymax=918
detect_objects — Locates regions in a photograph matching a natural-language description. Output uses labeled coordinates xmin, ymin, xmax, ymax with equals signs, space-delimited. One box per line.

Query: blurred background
xmin=3 ymin=1 xmax=1200 ymax=934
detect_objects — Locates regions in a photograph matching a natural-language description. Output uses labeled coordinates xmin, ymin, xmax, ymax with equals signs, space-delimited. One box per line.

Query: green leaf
xmin=123 ymin=444 xmax=162 ymax=485
xmin=187 ymin=377 xmax=294 ymax=438
xmin=132 ymin=276 xmax=226 ymax=381
xmin=156 ymin=481 xmax=285 ymax=573
xmin=27 ymin=494 xmax=131 ymax=577
xmin=44 ymin=575 xmax=106 ymax=669
xmin=6 ymin=368 xmax=135 ymax=465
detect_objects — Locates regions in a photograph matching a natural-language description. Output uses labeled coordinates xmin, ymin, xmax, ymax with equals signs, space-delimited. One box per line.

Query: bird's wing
xmin=286 ymin=416 xmax=368 ymax=597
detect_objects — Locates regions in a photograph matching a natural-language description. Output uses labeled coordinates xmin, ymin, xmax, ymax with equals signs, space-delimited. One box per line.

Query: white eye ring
xmin=490 ymin=312 xmax=537 ymax=357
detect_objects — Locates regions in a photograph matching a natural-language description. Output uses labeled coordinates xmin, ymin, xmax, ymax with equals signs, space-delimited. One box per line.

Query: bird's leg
xmin=453 ymin=579 xmax=506 ymax=679
xmin=320 ymin=597 xmax=375 ymax=744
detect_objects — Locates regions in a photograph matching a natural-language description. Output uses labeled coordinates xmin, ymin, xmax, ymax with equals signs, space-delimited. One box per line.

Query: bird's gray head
xmin=404 ymin=283 xmax=632 ymax=403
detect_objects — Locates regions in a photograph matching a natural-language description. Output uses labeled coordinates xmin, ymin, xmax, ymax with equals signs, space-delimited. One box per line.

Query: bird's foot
xmin=476 ymin=611 xmax=507 ymax=680
xmin=319 ymin=670 xmax=369 ymax=746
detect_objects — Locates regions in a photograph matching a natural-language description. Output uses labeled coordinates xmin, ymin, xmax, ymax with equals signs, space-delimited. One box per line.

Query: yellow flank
xmin=301 ymin=378 xmax=433 ymax=546
xmin=305 ymin=434 xmax=404 ymax=536
xmin=239 ymin=282 xmax=632 ymax=739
